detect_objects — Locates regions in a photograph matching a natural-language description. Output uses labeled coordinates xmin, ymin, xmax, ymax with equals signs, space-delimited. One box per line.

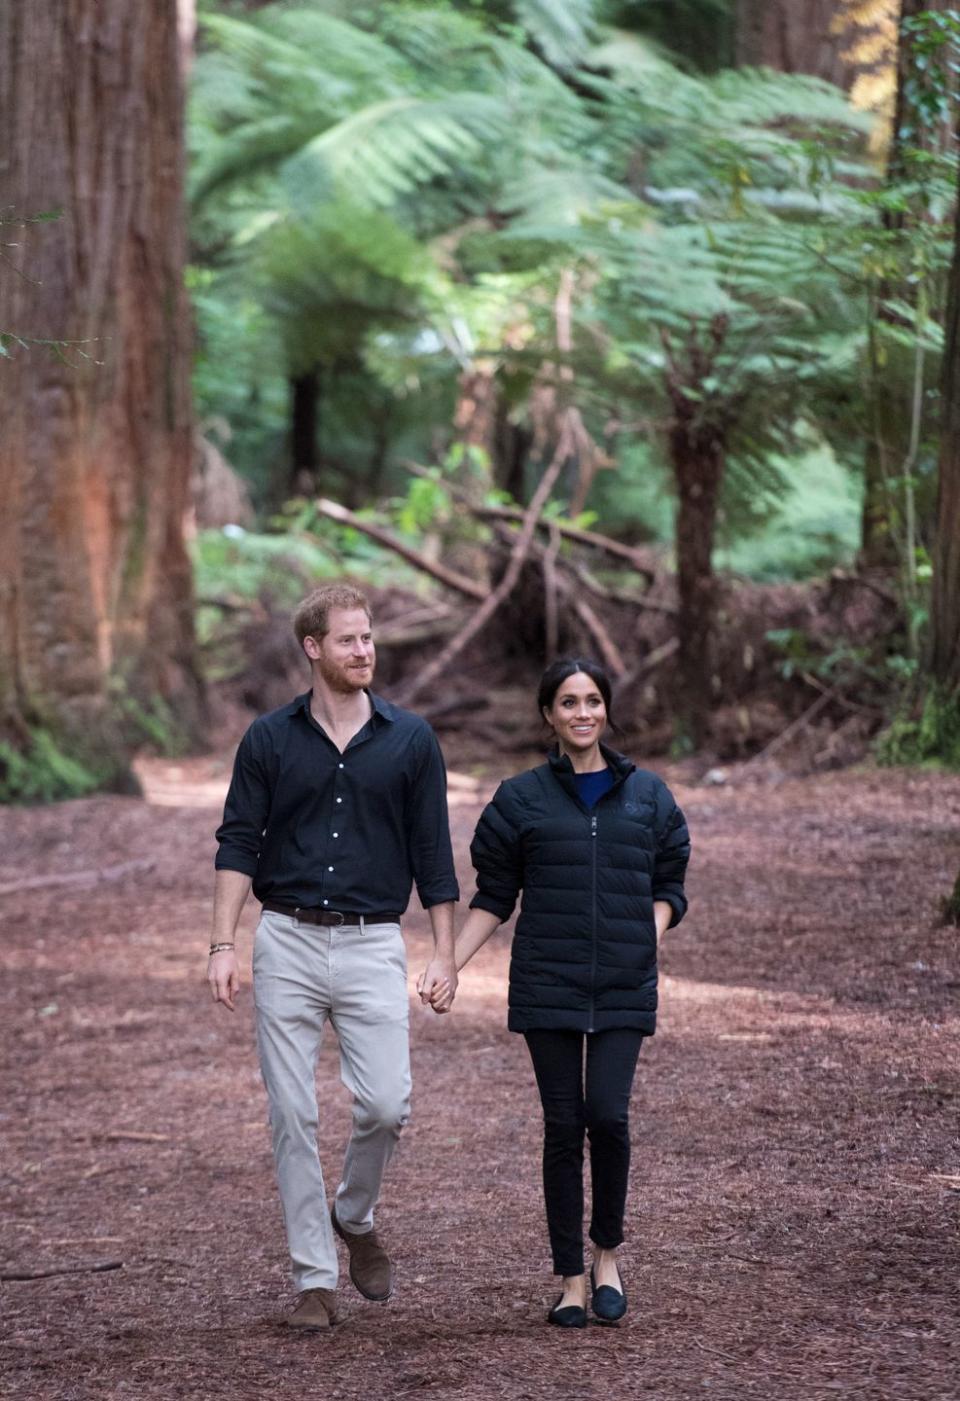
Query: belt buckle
xmin=328 ymin=910 xmax=345 ymax=927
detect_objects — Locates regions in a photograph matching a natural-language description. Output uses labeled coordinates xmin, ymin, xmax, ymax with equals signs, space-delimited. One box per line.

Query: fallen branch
xmin=612 ymin=638 xmax=680 ymax=698
xmin=0 ymin=858 xmax=156 ymax=899
xmin=542 ymin=521 xmax=561 ymax=662
xmin=314 ymin=498 xmax=486 ymax=602
xmin=742 ymin=686 xmax=837 ymax=767
xmin=394 ymin=421 xmax=574 ymax=707
xmin=102 ymin=1131 xmax=170 ymax=1143
xmin=1 ymin=1259 xmax=123 ymax=1281
xmin=568 ymin=561 xmax=677 ymax=614
xmin=403 ymin=461 xmax=659 ymax=581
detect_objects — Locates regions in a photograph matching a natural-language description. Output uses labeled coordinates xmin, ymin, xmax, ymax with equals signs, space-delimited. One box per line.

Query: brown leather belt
xmin=261 ymin=899 xmax=400 ymax=927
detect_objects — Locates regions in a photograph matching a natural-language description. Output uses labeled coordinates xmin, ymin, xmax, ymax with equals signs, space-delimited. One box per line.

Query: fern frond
xmin=514 ymin=0 xmax=598 ymax=69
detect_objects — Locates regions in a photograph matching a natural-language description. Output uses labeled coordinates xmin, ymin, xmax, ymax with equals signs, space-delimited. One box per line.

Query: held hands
xmin=416 ymin=958 xmax=458 ymax=1015
xmin=208 ymin=948 xmax=241 ymax=1012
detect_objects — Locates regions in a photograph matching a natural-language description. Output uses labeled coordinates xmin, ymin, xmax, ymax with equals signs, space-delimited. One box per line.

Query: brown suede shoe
xmin=287 ymin=1287 xmax=340 ymax=1331
xmin=331 ymin=1206 xmax=394 ymax=1301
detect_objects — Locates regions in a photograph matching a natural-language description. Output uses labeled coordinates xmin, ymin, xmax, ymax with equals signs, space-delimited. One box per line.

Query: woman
xmin=425 ymin=658 xmax=690 ymax=1328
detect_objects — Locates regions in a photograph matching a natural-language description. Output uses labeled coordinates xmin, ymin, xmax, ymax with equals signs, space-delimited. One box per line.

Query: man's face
xmin=306 ymin=607 xmax=375 ymax=694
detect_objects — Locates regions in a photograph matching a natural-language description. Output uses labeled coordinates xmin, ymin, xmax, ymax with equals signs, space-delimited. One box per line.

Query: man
xmin=208 ymin=582 xmax=458 ymax=1331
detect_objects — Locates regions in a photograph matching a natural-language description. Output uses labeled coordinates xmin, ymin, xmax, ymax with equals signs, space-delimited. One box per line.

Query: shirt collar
xmin=292 ymin=689 xmax=396 ymax=724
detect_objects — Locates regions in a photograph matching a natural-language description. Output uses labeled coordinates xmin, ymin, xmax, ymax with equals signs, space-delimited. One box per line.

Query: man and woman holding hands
xmin=209 ymin=583 xmax=690 ymax=1332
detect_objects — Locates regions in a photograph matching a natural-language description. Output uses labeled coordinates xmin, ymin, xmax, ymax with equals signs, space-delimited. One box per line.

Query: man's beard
xmin=316 ymin=654 xmax=373 ymax=694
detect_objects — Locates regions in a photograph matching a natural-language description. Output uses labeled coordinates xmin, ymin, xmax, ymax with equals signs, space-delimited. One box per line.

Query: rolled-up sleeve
xmin=407 ymin=727 xmax=460 ymax=908
xmin=469 ymin=784 xmax=523 ymax=922
xmin=652 ymin=782 xmax=690 ymax=927
xmin=214 ymin=723 xmax=272 ymax=877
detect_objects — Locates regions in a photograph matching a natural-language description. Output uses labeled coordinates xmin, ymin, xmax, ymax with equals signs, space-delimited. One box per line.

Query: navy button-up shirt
xmin=214 ymin=690 xmax=459 ymax=913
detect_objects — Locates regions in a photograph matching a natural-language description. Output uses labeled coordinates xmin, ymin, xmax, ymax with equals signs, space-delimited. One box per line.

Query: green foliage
xmin=875 ymin=686 xmax=960 ymax=769
xmin=715 ymin=444 xmax=862 ymax=581
xmin=0 ymin=730 xmax=101 ymax=804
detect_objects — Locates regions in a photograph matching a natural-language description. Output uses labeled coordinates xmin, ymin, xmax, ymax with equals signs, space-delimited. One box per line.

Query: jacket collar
xmin=547 ymin=741 xmax=634 ymax=808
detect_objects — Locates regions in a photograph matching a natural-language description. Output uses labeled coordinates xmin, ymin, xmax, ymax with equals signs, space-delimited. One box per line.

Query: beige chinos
xmin=253 ymin=909 xmax=411 ymax=1292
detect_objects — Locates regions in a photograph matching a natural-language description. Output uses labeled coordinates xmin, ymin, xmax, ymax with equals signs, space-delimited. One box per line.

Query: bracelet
xmin=208 ymin=942 xmax=235 ymax=955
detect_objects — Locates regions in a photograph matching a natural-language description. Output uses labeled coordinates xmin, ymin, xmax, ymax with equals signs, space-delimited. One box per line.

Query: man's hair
xmin=293 ymin=583 xmax=372 ymax=646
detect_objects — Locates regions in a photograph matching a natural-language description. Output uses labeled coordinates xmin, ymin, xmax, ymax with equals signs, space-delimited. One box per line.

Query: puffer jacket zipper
xmin=588 ymin=812 xmax=598 ymax=1032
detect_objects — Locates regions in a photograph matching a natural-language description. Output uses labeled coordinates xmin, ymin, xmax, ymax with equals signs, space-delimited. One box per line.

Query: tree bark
xmin=735 ymin=0 xmax=854 ymax=85
xmin=860 ymin=0 xmax=953 ymax=568
xmin=670 ymin=423 xmax=725 ymax=750
xmin=661 ymin=320 xmax=730 ymax=749
xmin=290 ymin=368 xmax=320 ymax=492
xmin=929 ymin=128 xmax=960 ymax=696
xmin=0 ymin=0 xmax=204 ymax=790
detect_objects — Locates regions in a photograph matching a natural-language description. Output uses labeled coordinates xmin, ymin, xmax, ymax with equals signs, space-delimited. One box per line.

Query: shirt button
xmin=333 ymin=832 xmax=339 ymax=838
xmin=328 ymin=866 xmax=334 ymax=872
xmin=338 ymin=763 xmax=344 ymax=769
xmin=323 ymin=899 xmax=329 ymax=906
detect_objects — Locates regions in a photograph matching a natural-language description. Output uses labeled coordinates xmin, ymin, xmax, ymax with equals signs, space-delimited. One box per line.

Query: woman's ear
xmin=541 ymin=707 xmax=553 ymax=729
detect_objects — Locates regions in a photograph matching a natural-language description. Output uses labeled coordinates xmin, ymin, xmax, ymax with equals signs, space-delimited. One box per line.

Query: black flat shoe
xmin=548 ymin=1296 xmax=588 ymax=1329
xmin=590 ymin=1266 xmax=627 ymax=1324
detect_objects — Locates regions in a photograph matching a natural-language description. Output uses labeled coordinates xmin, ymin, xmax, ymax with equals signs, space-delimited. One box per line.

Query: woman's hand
xmin=417 ymin=957 xmax=458 ymax=1014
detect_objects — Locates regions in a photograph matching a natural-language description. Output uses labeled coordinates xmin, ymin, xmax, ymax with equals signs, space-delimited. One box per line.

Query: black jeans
xmin=525 ymin=1028 xmax=645 ymax=1277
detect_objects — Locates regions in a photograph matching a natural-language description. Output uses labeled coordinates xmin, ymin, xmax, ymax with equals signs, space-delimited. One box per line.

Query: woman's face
xmin=543 ymin=671 xmax=607 ymax=753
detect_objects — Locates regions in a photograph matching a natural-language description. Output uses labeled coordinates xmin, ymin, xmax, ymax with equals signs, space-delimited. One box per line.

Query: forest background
xmin=1 ymin=0 xmax=960 ymax=914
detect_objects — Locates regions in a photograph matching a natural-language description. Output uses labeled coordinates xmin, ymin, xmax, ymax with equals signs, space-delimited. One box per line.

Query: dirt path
xmin=2 ymin=756 xmax=958 ymax=1401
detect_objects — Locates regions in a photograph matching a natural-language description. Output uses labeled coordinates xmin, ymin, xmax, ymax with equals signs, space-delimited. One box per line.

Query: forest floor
xmin=1 ymin=748 xmax=959 ymax=1401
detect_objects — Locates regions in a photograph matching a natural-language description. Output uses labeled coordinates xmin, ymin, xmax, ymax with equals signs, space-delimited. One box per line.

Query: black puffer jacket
xmin=469 ymin=745 xmax=690 ymax=1034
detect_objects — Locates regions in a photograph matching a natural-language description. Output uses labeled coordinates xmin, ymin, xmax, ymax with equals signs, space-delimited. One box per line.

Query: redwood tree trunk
xmin=929 ymin=133 xmax=960 ymax=697
xmin=860 ymin=0 xmax=951 ymax=568
xmin=0 ymin=0 xmax=204 ymax=791
xmin=735 ymin=0 xmax=853 ymax=85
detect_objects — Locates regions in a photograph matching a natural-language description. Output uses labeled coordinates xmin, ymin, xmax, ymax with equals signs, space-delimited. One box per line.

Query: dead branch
xmin=1 ymin=1260 xmax=123 ymax=1281
xmin=612 ymin=638 xmax=680 ymax=699
xmin=542 ymin=521 xmax=561 ymax=661
xmin=102 ymin=1131 xmax=170 ymax=1143
xmin=567 ymin=593 xmax=627 ymax=677
xmin=402 ymin=461 xmax=659 ymax=582
xmin=742 ymin=686 xmax=838 ymax=767
xmin=0 ymin=858 xmax=156 ymax=899
xmin=418 ymin=696 xmax=488 ymax=724
xmin=568 ymin=561 xmax=677 ymax=614
xmin=394 ymin=421 xmax=575 ymax=707
xmin=314 ymin=498 xmax=486 ymax=602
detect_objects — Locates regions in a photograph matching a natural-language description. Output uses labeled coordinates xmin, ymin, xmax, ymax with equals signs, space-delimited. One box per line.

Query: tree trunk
xmin=662 ymin=318 xmax=730 ymax=750
xmin=929 ymin=129 xmax=960 ymax=698
xmin=671 ymin=423 xmax=725 ymax=750
xmin=735 ymin=0 xmax=854 ymax=85
xmin=860 ymin=0 xmax=953 ymax=568
xmin=0 ymin=0 xmax=204 ymax=794
xmin=289 ymin=368 xmax=321 ymax=493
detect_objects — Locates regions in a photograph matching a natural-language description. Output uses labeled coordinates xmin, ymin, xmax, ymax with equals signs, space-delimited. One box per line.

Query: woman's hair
xmin=537 ymin=657 xmax=616 ymax=727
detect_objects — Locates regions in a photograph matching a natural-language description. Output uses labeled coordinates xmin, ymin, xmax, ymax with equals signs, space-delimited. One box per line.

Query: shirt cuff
xmin=214 ymin=851 xmax=259 ymax=878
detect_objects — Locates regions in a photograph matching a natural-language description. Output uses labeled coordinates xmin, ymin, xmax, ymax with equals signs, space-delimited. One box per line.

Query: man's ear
xmin=303 ymin=634 xmax=323 ymax=661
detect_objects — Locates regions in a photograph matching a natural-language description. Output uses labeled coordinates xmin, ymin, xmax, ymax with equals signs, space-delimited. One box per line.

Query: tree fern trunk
xmin=290 ymin=368 xmax=321 ymax=493
xmin=671 ymin=422 xmax=725 ymax=750
xmin=0 ymin=0 xmax=204 ymax=795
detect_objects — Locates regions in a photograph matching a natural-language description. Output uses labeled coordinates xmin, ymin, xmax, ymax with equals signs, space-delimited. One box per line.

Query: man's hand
xmin=208 ymin=949 xmax=241 ymax=1012
xmin=416 ymin=958 xmax=458 ymax=1015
